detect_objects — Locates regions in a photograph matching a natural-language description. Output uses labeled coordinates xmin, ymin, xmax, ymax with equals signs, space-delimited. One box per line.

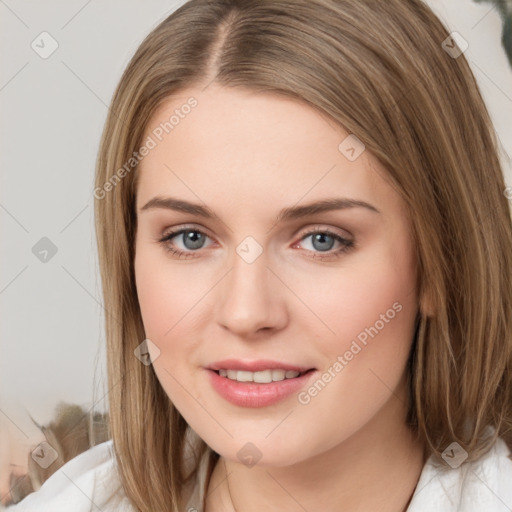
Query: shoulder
xmin=2 ymin=440 xmax=135 ymax=512
xmin=408 ymin=436 xmax=512 ymax=511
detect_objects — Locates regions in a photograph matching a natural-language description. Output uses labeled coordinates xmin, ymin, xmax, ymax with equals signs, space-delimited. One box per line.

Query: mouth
xmin=211 ymin=368 xmax=316 ymax=384
xmin=206 ymin=366 xmax=318 ymax=408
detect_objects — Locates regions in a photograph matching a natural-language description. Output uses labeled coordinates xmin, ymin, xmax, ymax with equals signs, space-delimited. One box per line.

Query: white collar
xmin=185 ymin=436 xmax=512 ymax=511
xmin=408 ymin=436 xmax=512 ymax=511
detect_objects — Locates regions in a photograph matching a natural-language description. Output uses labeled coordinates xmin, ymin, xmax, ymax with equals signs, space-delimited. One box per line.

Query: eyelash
xmin=157 ymin=226 xmax=355 ymax=261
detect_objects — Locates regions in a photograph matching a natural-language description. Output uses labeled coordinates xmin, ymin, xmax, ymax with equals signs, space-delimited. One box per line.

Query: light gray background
xmin=1 ymin=0 xmax=511 ymax=444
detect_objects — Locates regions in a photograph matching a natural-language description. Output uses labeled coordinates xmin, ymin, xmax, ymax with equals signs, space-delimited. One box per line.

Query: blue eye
xmin=159 ymin=228 xmax=211 ymax=259
xmin=158 ymin=226 xmax=354 ymax=260
xmin=298 ymin=229 xmax=354 ymax=259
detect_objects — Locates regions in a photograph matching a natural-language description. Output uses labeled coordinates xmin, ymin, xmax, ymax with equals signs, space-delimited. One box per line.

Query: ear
xmin=419 ymin=288 xmax=435 ymax=318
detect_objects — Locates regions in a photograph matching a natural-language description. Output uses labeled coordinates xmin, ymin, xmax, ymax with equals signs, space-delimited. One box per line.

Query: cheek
xmin=134 ymin=248 xmax=197 ymax=401
xmin=134 ymin=251 xmax=169 ymax=339
xmin=289 ymin=252 xmax=417 ymax=449
xmin=134 ymin=244 xmax=199 ymax=341
xmin=297 ymin=237 xmax=418 ymax=369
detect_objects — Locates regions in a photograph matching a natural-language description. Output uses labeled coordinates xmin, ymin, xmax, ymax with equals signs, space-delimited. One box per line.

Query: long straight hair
xmin=94 ymin=0 xmax=512 ymax=509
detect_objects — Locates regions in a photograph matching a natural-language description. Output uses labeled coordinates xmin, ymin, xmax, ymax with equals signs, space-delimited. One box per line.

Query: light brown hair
xmin=93 ymin=0 xmax=512 ymax=510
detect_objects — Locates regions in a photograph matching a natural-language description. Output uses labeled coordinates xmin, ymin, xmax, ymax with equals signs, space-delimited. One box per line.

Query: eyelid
xmin=160 ymin=224 xmax=216 ymax=242
xmin=295 ymin=224 xmax=353 ymax=239
xmin=158 ymin=222 xmax=355 ymax=260
xmin=160 ymin=223 xmax=352 ymax=243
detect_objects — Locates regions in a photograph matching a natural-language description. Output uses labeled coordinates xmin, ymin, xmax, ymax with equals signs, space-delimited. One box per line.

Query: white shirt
xmin=3 ymin=435 xmax=512 ymax=511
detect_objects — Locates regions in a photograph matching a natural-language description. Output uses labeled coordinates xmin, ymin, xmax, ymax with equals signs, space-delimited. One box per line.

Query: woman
xmin=4 ymin=0 xmax=512 ymax=510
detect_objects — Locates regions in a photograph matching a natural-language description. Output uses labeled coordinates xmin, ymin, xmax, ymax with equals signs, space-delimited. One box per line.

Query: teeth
xmin=217 ymin=369 xmax=302 ymax=382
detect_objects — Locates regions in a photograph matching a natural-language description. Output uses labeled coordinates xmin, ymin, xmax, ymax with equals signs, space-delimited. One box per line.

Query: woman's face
xmin=134 ymin=84 xmax=419 ymax=466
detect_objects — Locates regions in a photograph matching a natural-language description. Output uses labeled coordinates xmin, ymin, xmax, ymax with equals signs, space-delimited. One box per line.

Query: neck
xmin=205 ymin=379 xmax=427 ymax=512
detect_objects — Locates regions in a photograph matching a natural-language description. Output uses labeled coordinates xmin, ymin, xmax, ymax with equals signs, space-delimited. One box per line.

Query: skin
xmin=134 ymin=84 xmax=426 ymax=512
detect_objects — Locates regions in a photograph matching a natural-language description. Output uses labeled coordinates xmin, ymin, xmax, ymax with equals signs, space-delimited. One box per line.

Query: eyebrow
xmin=140 ymin=196 xmax=380 ymax=221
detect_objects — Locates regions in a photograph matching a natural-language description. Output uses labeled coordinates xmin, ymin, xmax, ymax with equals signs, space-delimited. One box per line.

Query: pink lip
xmin=206 ymin=367 xmax=317 ymax=408
xmin=207 ymin=359 xmax=315 ymax=373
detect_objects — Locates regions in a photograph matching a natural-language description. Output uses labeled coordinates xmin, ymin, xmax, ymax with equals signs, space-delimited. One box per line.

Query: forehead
xmin=136 ymin=85 xmax=403 ymax=220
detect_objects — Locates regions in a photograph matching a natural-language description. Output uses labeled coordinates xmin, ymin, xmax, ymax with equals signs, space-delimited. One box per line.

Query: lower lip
xmin=206 ymin=369 xmax=317 ymax=408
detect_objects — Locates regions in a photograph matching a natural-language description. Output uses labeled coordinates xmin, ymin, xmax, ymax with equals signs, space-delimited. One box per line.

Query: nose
xmin=215 ymin=247 xmax=288 ymax=338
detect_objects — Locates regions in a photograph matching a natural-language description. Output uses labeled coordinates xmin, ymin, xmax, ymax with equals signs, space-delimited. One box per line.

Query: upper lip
xmin=207 ymin=359 xmax=315 ymax=373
